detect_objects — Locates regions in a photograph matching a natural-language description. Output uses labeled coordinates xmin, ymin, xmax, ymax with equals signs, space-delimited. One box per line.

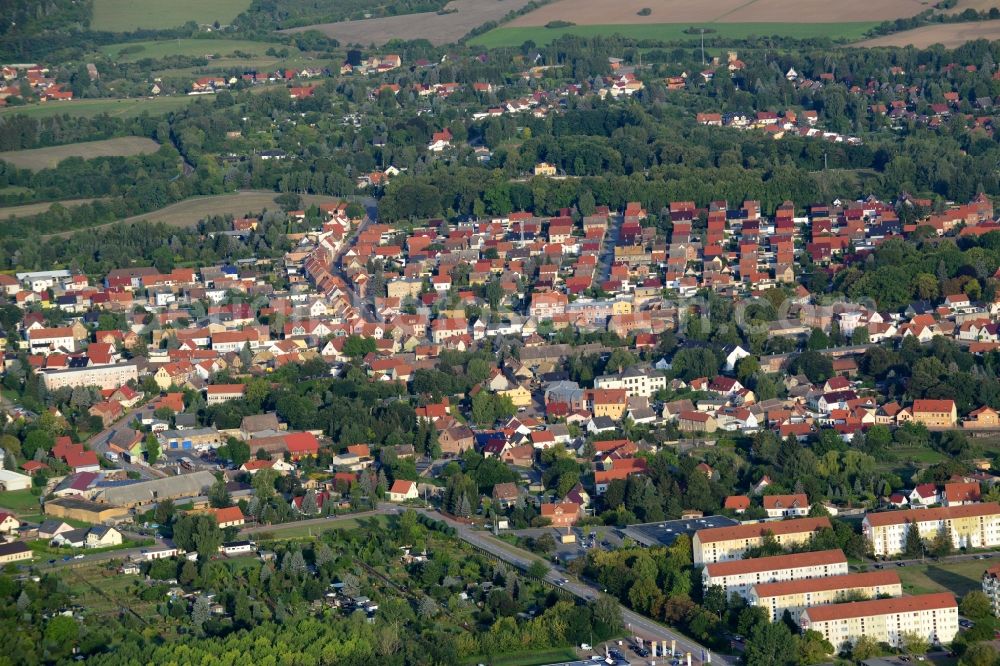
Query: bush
xmin=545 ymin=20 xmax=575 ymax=28
xmin=637 ymin=7 xmax=652 ymax=15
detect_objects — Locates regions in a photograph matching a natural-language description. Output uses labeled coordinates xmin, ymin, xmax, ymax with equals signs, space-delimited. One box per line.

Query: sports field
xmin=0 ymin=137 xmax=160 ymax=170
xmin=101 ymin=38 xmax=274 ymax=62
xmin=91 ymin=0 xmax=251 ymax=32
xmin=468 ymin=22 xmax=879 ymax=48
xmin=0 ymin=96 xmax=196 ymax=120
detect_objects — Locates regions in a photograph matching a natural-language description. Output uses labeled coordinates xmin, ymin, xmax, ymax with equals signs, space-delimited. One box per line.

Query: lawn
xmin=0 ymin=137 xmax=160 ymax=170
xmin=251 ymin=515 xmax=388 ymax=540
xmin=100 ymin=38 xmax=274 ymax=62
xmin=92 ymin=0 xmax=252 ymax=32
xmin=464 ymin=648 xmax=578 ymax=666
xmin=0 ymin=96 xmax=197 ymax=120
xmin=468 ymin=22 xmax=880 ymax=48
xmin=0 ymin=489 xmax=43 ymax=514
xmin=893 ymin=559 xmax=989 ymax=597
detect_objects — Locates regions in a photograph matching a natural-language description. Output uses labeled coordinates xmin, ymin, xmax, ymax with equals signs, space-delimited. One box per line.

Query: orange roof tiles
xmin=802 ymin=592 xmax=954 ymax=622
xmin=696 ymin=517 xmax=831 ymax=544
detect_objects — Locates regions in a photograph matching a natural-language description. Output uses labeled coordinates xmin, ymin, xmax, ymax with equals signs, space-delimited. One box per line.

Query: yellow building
xmin=0 ymin=542 xmax=33 ymax=564
xmin=611 ymin=299 xmax=633 ymax=315
xmin=862 ymin=503 xmax=1000 ymax=557
xmin=704 ymin=549 xmax=848 ymax=599
xmin=534 ymin=162 xmax=557 ymax=176
xmin=750 ymin=570 xmax=902 ymax=622
xmin=587 ymin=388 xmax=627 ymax=421
xmin=498 ymin=385 xmax=532 ymax=408
xmin=693 ymin=517 xmax=832 ymax=564
xmin=911 ymin=399 xmax=957 ymax=428
xmin=800 ymin=593 xmax=957 ymax=651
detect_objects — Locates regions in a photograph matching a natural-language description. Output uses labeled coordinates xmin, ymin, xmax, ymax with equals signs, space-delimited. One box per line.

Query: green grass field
xmin=101 ymin=38 xmax=274 ymax=62
xmin=252 ymin=515 xmax=388 ymax=540
xmin=0 ymin=96 xmax=197 ymax=120
xmin=92 ymin=0 xmax=251 ymax=32
xmin=468 ymin=22 xmax=880 ymax=48
xmin=464 ymin=648 xmax=579 ymax=666
xmin=893 ymin=559 xmax=989 ymax=597
xmin=0 ymin=489 xmax=43 ymax=514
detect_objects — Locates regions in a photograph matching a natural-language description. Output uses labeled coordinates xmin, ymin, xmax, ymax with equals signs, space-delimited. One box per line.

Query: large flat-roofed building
xmin=692 ymin=517 xmax=832 ymax=564
xmin=862 ymin=503 xmax=1000 ymax=557
xmin=750 ymin=570 xmax=902 ymax=622
xmin=44 ymin=497 xmax=130 ymax=523
xmin=703 ymin=549 xmax=848 ymax=599
xmin=41 ymin=363 xmax=138 ymax=391
xmin=91 ymin=471 xmax=216 ymax=508
xmin=800 ymin=593 xmax=958 ymax=651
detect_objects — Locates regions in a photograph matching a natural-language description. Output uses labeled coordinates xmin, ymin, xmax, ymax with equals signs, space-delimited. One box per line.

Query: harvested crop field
xmin=0 ymin=137 xmax=160 ymax=170
xmin=0 ymin=96 xmax=197 ymax=120
xmin=43 ymin=191 xmax=344 ymax=237
xmin=0 ymin=199 xmax=106 ymax=219
xmin=470 ymin=22 xmax=878 ymax=47
xmin=855 ymin=20 xmax=1000 ymax=47
xmin=508 ymin=0 xmax=933 ymax=26
xmin=280 ymin=0 xmax=538 ymax=46
xmin=92 ymin=0 xmax=251 ymax=32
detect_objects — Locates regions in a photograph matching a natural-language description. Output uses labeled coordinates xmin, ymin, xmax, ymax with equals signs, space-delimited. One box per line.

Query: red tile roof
xmin=864 ymin=502 xmax=1000 ymax=527
xmin=695 ymin=517 xmax=831 ymax=544
xmin=752 ymin=570 xmax=900 ymax=598
xmin=802 ymin=592 xmax=955 ymax=622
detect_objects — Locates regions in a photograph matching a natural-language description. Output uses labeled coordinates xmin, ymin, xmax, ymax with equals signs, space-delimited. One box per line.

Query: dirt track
xmin=509 ymin=0 xmax=932 ymax=26
xmin=280 ymin=0 xmax=536 ymax=45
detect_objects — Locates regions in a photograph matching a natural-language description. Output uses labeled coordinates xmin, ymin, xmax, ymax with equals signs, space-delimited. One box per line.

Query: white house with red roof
xmin=388 ymin=480 xmax=418 ymax=502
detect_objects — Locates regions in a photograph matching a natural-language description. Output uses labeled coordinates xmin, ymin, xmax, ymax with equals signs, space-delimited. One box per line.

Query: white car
xmin=73 ymin=554 xmax=84 ymax=559
xmin=580 ymin=643 xmax=592 ymax=651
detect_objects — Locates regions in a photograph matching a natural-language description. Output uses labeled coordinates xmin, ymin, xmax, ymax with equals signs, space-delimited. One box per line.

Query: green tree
xmin=961 ymin=591 xmax=994 ymax=620
xmin=208 ymin=477 xmax=232 ymax=508
xmin=744 ymin=620 xmax=797 ymax=666
xmin=145 ymin=435 xmax=161 ymax=465
xmin=961 ymin=643 xmax=998 ymax=666
xmin=526 ymin=560 xmax=548 ymax=579
xmin=901 ymin=631 xmax=930 ymax=655
xmin=852 ymin=635 xmax=883 ymax=660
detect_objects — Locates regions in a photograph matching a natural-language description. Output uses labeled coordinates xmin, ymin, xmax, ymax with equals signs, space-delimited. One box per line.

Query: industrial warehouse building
xmin=90 ymin=471 xmax=217 ymax=508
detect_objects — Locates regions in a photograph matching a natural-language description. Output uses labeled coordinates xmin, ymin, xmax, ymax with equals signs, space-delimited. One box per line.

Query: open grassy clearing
xmin=0 ymin=137 xmax=160 ymax=170
xmin=41 ymin=190 xmax=345 ymax=238
xmin=0 ymin=198 xmax=107 ymax=219
xmin=469 ymin=22 xmax=880 ymax=48
xmin=892 ymin=558 xmax=988 ymax=597
xmin=252 ymin=515 xmax=388 ymax=540
xmin=280 ymin=0 xmax=538 ymax=46
xmin=508 ymin=0 xmax=931 ymax=27
xmin=101 ymin=38 xmax=274 ymax=62
xmin=0 ymin=489 xmax=43 ymax=514
xmin=855 ymin=20 xmax=1000 ymax=47
xmin=464 ymin=648 xmax=580 ymax=666
xmin=92 ymin=0 xmax=252 ymax=32
xmin=0 ymin=96 xmax=197 ymax=120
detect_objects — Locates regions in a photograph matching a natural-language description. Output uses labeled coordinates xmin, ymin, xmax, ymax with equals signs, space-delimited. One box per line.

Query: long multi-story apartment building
xmin=749 ymin=570 xmax=902 ymax=622
xmin=799 ymin=593 xmax=958 ymax=650
xmin=702 ymin=549 xmax=848 ymax=599
xmin=40 ymin=363 xmax=139 ymax=391
xmin=692 ymin=517 xmax=832 ymax=564
xmin=862 ymin=503 xmax=1000 ymax=557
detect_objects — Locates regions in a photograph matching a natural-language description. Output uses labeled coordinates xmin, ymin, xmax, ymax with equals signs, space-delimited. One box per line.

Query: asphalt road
xmin=416 ymin=509 xmax=727 ymax=666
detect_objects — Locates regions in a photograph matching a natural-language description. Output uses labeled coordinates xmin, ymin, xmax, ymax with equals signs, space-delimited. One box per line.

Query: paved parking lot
xmin=625 ymin=516 xmax=740 ymax=547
